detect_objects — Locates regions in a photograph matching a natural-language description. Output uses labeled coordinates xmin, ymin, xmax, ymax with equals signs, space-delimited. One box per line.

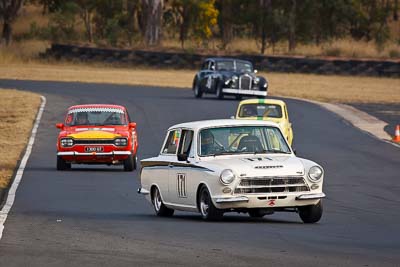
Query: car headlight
xmin=254 ymin=77 xmax=260 ymax=84
xmin=232 ymin=75 xmax=238 ymax=81
xmin=220 ymin=169 xmax=235 ymax=185
xmin=60 ymin=138 xmax=74 ymax=147
xmin=308 ymin=166 xmax=323 ymax=182
xmin=114 ymin=138 xmax=128 ymax=146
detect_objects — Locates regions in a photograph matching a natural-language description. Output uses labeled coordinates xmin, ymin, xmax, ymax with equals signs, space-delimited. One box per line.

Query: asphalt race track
xmin=0 ymin=79 xmax=399 ymax=267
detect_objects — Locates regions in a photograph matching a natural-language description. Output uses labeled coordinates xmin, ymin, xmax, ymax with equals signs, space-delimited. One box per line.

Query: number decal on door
xmin=177 ymin=173 xmax=187 ymax=198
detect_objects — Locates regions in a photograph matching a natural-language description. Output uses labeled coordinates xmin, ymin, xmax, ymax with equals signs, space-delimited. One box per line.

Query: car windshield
xmin=236 ymin=61 xmax=253 ymax=72
xmin=215 ymin=60 xmax=253 ymax=72
xmin=65 ymin=107 xmax=127 ymax=126
xmin=239 ymin=104 xmax=282 ymax=118
xmin=199 ymin=126 xmax=290 ymax=156
xmin=216 ymin=60 xmax=235 ymax=71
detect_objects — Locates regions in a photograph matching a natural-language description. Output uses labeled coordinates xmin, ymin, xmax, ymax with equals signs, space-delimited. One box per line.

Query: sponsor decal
xmin=177 ymin=173 xmax=187 ymax=198
xmin=268 ymin=199 xmax=276 ymax=206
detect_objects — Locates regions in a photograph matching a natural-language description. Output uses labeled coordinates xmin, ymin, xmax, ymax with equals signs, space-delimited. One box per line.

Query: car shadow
xmin=165 ymin=213 xmax=303 ymax=225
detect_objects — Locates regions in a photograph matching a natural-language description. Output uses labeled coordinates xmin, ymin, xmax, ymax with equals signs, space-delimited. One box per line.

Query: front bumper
xmin=222 ymin=88 xmax=267 ymax=96
xmin=57 ymin=151 xmax=132 ymax=156
xmin=213 ymin=192 xmax=325 ymax=209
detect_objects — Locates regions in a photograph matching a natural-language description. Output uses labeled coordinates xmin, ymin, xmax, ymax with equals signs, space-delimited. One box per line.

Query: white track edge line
xmin=0 ymin=95 xmax=46 ymax=240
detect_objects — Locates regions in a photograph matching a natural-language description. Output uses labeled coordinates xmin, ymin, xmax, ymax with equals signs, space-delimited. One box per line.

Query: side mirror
xmin=177 ymin=153 xmax=188 ymax=162
xmin=56 ymin=123 xmax=64 ymax=129
xmin=254 ymin=69 xmax=258 ymax=74
xmin=129 ymin=122 xmax=137 ymax=128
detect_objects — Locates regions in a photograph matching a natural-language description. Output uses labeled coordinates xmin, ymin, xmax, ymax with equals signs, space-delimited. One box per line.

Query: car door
xmin=168 ymin=129 xmax=194 ymax=207
xmin=159 ymin=129 xmax=181 ymax=204
xmin=200 ymin=60 xmax=217 ymax=93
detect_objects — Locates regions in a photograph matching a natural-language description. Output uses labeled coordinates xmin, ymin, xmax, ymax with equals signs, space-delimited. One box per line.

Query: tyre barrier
xmin=41 ymin=43 xmax=400 ymax=77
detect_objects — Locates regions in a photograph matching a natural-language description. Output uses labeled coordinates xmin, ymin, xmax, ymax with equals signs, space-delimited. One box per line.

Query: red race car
xmin=56 ymin=104 xmax=138 ymax=171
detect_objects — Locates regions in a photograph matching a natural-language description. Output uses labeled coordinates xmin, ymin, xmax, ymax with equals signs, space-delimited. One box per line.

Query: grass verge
xmin=0 ymin=89 xmax=41 ymax=189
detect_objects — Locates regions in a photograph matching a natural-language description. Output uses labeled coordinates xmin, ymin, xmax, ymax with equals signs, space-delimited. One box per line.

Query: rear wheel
xmin=199 ymin=186 xmax=223 ymax=221
xmin=56 ymin=156 xmax=71 ymax=171
xmin=123 ymin=155 xmax=134 ymax=171
xmin=193 ymin=81 xmax=203 ymax=98
xmin=152 ymin=187 xmax=174 ymax=217
xmin=298 ymin=200 xmax=323 ymax=223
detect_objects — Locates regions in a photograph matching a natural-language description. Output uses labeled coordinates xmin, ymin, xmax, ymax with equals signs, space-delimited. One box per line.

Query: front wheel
xmin=199 ymin=186 xmax=223 ymax=221
xmin=152 ymin=187 xmax=174 ymax=217
xmin=193 ymin=81 xmax=203 ymax=98
xmin=123 ymin=154 xmax=134 ymax=171
xmin=298 ymin=200 xmax=323 ymax=223
xmin=57 ymin=156 xmax=71 ymax=170
xmin=216 ymin=83 xmax=224 ymax=99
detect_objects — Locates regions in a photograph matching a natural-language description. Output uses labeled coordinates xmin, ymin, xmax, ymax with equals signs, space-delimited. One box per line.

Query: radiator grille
xmin=234 ymin=176 xmax=310 ymax=194
xmin=239 ymin=76 xmax=251 ymax=89
xmin=74 ymin=139 xmax=115 ymax=145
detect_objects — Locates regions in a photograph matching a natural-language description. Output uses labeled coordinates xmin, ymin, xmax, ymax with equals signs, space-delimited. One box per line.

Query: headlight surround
xmin=308 ymin=166 xmax=323 ymax=182
xmin=114 ymin=138 xmax=128 ymax=146
xmin=60 ymin=138 xmax=74 ymax=147
xmin=220 ymin=169 xmax=235 ymax=185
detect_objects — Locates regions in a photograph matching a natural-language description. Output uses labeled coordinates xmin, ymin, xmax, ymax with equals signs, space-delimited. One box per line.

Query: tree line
xmin=1 ymin=0 xmax=399 ymax=54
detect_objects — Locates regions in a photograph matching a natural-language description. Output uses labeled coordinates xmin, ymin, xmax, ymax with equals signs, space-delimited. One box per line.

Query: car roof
xmin=205 ymin=57 xmax=252 ymax=64
xmin=169 ymin=119 xmax=279 ymax=131
xmin=68 ymin=104 xmax=126 ymax=110
xmin=238 ymin=98 xmax=287 ymax=106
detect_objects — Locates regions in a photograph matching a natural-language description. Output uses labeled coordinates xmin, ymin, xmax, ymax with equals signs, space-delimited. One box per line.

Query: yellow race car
xmin=235 ymin=99 xmax=294 ymax=145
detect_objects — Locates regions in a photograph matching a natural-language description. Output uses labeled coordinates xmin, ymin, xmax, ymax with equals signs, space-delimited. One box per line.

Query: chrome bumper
xmin=295 ymin=193 xmax=326 ymax=200
xmin=215 ymin=196 xmax=249 ymax=204
xmin=222 ymin=88 xmax=267 ymax=96
xmin=137 ymin=187 xmax=150 ymax=195
xmin=57 ymin=151 xmax=132 ymax=156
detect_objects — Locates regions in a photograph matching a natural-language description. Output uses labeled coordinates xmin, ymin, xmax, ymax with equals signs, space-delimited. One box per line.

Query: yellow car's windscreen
xmin=239 ymin=104 xmax=282 ymax=118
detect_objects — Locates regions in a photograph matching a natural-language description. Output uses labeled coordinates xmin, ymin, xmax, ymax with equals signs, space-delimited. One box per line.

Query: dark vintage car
xmin=192 ymin=58 xmax=268 ymax=99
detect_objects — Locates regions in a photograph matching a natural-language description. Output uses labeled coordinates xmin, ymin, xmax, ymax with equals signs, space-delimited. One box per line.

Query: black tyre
xmin=298 ymin=200 xmax=323 ymax=224
xmin=248 ymin=209 xmax=265 ymax=218
xmin=57 ymin=156 xmax=71 ymax=171
xmin=152 ymin=186 xmax=174 ymax=217
xmin=199 ymin=186 xmax=223 ymax=221
xmin=193 ymin=80 xmax=203 ymax=98
xmin=123 ymin=154 xmax=134 ymax=172
xmin=216 ymin=82 xmax=224 ymax=99
xmin=133 ymin=154 xmax=137 ymax=170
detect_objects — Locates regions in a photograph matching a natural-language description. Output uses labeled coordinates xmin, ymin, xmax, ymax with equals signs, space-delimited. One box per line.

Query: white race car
xmin=138 ymin=119 xmax=325 ymax=223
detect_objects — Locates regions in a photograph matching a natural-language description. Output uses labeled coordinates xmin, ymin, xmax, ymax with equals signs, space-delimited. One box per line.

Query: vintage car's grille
xmin=73 ymin=139 xmax=115 ymax=145
xmin=234 ymin=176 xmax=310 ymax=194
xmin=239 ymin=76 xmax=251 ymax=90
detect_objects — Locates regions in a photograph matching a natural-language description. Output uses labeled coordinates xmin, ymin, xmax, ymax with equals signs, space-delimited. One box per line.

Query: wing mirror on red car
xmin=129 ymin=122 xmax=137 ymax=128
xmin=56 ymin=123 xmax=64 ymax=129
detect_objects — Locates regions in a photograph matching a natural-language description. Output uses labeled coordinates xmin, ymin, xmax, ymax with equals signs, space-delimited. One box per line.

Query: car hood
xmin=201 ymin=155 xmax=305 ymax=177
xmin=62 ymin=126 xmax=128 ymax=139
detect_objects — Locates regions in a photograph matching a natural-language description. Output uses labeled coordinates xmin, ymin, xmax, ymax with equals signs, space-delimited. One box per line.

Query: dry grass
xmin=0 ymin=40 xmax=49 ymax=64
xmin=0 ymin=89 xmax=41 ymax=188
xmin=0 ymin=62 xmax=398 ymax=104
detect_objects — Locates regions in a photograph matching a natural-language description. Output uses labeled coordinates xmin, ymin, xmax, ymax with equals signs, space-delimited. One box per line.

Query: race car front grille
xmin=73 ymin=139 xmax=115 ymax=145
xmin=234 ymin=176 xmax=310 ymax=194
xmin=239 ymin=76 xmax=251 ymax=90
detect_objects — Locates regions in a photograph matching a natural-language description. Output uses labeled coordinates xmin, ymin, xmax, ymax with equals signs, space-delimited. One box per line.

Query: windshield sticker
xmin=68 ymin=108 xmax=124 ymax=114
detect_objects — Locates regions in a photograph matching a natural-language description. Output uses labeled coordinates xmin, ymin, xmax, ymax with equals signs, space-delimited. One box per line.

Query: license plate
xmin=85 ymin=146 xmax=104 ymax=152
